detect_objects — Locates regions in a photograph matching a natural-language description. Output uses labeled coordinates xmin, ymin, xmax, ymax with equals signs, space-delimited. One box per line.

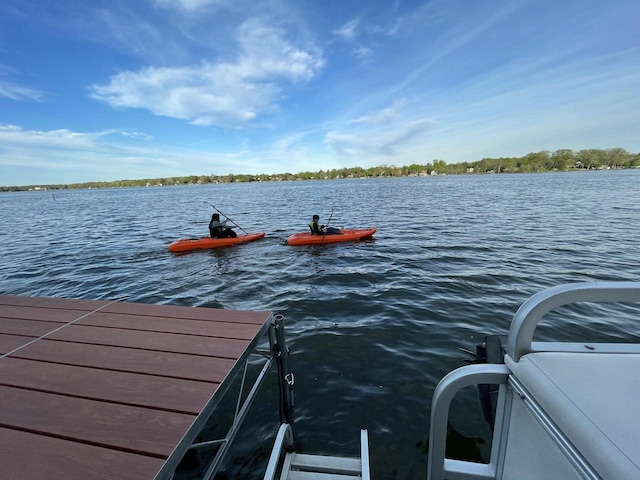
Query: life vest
xmin=309 ymin=221 xmax=320 ymax=235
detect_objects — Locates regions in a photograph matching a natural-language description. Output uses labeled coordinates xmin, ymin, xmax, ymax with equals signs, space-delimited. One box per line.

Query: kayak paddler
xmin=309 ymin=214 xmax=341 ymax=235
xmin=209 ymin=213 xmax=237 ymax=238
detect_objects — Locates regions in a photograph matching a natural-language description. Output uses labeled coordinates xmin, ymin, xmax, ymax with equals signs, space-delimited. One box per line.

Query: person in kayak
xmin=209 ymin=213 xmax=237 ymax=238
xmin=309 ymin=215 xmax=341 ymax=235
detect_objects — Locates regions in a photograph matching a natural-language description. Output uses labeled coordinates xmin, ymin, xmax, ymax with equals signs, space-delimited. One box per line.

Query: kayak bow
xmin=286 ymin=228 xmax=376 ymax=246
xmin=168 ymin=232 xmax=265 ymax=252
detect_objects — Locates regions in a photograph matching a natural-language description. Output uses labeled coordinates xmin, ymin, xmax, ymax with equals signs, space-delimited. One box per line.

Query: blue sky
xmin=1 ymin=0 xmax=638 ymax=186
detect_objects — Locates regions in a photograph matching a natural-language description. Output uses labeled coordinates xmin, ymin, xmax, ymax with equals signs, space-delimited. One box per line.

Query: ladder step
xmin=289 ymin=453 xmax=362 ymax=475
xmin=288 ymin=471 xmax=361 ymax=480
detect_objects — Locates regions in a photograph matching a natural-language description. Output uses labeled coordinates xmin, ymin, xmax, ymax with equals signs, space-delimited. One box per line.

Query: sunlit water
xmin=1 ymin=171 xmax=639 ymax=479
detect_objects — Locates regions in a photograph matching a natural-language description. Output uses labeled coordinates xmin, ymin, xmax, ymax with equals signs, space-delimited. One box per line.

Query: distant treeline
xmin=2 ymin=148 xmax=638 ymax=192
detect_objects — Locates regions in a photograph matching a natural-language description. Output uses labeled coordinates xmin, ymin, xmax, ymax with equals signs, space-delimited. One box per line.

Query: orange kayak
xmin=286 ymin=228 xmax=376 ymax=246
xmin=168 ymin=232 xmax=265 ymax=252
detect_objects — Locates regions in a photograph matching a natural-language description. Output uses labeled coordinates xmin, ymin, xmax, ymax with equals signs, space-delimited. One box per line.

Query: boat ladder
xmin=263 ymin=423 xmax=370 ymax=480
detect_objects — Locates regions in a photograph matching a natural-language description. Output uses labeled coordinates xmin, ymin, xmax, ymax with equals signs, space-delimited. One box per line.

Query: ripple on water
xmin=1 ymin=173 xmax=639 ymax=480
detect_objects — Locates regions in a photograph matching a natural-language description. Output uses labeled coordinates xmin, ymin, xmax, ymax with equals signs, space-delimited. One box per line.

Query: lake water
xmin=1 ymin=170 xmax=639 ymax=479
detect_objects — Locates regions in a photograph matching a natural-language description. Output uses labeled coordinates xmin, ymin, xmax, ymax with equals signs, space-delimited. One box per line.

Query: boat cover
xmin=505 ymin=352 xmax=640 ymax=480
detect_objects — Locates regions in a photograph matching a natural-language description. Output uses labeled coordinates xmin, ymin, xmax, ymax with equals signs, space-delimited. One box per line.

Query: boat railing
xmin=507 ymin=281 xmax=640 ymax=361
xmin=427 ymin=281 xmax=640 ymax=480
xmin=427 ymin=364 xmax=510 ymax=480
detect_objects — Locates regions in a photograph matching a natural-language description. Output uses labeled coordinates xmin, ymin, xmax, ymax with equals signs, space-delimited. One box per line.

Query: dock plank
xmin=0 ymin=427 xmax=165 ymax=480
xmin=101 ymin=300 xmax=269 ymax=324
xmin=0 ymin=334 xmax=34 ymax=354
xmin=0 ymin=357 xmax=216 ymax=414
xmin=79 ymin=311 xmax=270 ymax=339
xmin=0 ymin=294 xmax=272 ymax=479
xmin=0 ymin=385 xmax=195 ymax=457
xmin=0 ymin=295 xmax=110 ymax=310
xmin=0 ymin=303 xmax=98 ymax=323
xmin=48 ymin=324 xmax=252 ymax=358
xmin=11 ymin=339 xmax=237 ymax=382
xmin=0 ymin=303 xmax=269 ymax=330
xmin=0 ymin=317 xmax=67 ymax=337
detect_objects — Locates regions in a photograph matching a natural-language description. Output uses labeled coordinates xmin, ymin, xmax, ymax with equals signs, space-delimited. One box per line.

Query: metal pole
xmin=273 ymin=314 xmax=296 ymax=447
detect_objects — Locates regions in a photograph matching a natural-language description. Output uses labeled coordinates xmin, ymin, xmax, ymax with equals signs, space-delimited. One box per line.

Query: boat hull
xmin=286 ymin=228 xmax=376 ymax=246
xmin=168 ymin=232 xmax=265 ymax=252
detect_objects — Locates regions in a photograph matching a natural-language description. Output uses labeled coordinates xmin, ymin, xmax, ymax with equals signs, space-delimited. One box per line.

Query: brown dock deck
xmin=0 ymin=294 xmax=273 ymax=480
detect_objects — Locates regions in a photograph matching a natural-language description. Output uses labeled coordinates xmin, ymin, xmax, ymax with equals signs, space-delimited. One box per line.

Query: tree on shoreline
xmin=2 ymin=148 xmax=638 ymax=192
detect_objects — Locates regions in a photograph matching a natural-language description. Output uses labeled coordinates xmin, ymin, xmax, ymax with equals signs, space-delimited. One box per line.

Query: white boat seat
xmin=506 ymin=352 xmax=640 ymax=480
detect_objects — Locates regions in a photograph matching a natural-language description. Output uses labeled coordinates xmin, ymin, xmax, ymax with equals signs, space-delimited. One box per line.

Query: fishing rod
xmin=321 ymin=206 xmax=334 ymax=244
xmin=325 ymin=207 xmax=334 ymax=230
xmin=203 ymin=201 xmax=248 ymax=234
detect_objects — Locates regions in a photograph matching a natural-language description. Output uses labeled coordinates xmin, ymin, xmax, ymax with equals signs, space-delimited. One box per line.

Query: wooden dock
xmin=0 ymin=294 xmax=273 ymax=480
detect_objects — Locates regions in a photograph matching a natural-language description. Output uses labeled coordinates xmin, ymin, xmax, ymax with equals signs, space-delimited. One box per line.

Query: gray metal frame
xmin=263 ymin=424 xmax=370 ymax=480
xmin=427 ymin=281 xmax=640 ymax=480
xmin=507 ymin=281 xmax=640 ymax=361
xmin=427 ymin=364 xmax=510 ymax=480
xmin=155 ymin=313 xmax=286 ymax=480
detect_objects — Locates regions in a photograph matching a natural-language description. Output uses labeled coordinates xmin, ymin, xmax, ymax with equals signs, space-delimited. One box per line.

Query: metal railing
xmin=507 ymin=281 xmax=640 ymax=361
xmin=427 ymin=281 xmax=640 ymax=480
xmin=427 ymin=364 xmax=510 ymax=480
xmin=156 ymin=314 xmax=291 ymax=480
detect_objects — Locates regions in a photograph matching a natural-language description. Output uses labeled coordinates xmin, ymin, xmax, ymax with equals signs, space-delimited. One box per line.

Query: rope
xmin=0 ymin=299 xmax=120 ymax=360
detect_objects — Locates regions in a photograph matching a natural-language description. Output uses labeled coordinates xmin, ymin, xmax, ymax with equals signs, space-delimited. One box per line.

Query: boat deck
xmin=0 ymin=294 xmax=272 ymax=480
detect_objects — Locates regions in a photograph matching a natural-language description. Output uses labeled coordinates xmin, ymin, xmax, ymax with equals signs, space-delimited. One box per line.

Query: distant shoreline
xmin=2 ymin=148 xmax=638 ymax=192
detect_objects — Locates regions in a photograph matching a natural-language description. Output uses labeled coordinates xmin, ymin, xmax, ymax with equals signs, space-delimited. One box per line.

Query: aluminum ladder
xmin=264 ymin=423 xmax=370 ymax=480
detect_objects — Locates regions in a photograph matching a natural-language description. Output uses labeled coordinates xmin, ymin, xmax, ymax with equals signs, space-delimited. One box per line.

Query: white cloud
xmin=119 ymin=131 xmax=154 ymax=141
xmin=321 ymin=100 xmax=436 ymax=158
xmin=0 ymin=125 xmax=98 ymax=149
xmin=154 ymin=0 xmax=226 ymax=11
xmin=332 ymin=19 xmax=360 ymax=41
xmin=331 ymin=18 xmax=378 ymax=63
xmin=325 ymin=118 xmax=434 ymax=156
xmin=235 ymin=20 xmax=324 ymax=83
xmin=0 ymin=67 xmax=45 ymax=102
xmin=0 ymin=123 xmax=242 ymax=184
xmin=0 ymin=123 xmax=321 ymax=186
xmin=88 ymin=19 xmax=325 ymax=128
xmin=351 ymin=99 xmax=409 ymax=125
xmin=353 ymin=46 xmax=373 ymax=63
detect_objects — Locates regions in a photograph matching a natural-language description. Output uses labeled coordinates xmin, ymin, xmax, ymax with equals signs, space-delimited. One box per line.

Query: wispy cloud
xmin=1 ymin=0 xmax=638 ymax=186
xmin=325 ymin=99 xmax=435 ymax=157
xmin=0 ymin=124 xmax=249 ymax=184
xmin=326 ymin=119 xmax=435 ymax=156
xmin=154 ymin=0 xmax=227 ymax=12
xmin=390 ymin=1 xmax=526 ymax=94
xmin=332 ymin=19 xmax=360 ymax=41
xmin=0 ymin=65 xmax=45 ymax=101
xmin=88 ymin=19 xmax=325 ymax=128
xmin=0 ymin=81 xmax=45 ymax=102
xmin=331 ymin=17 xmax=378 ymax=64
xmin=350 ymin=99 xmax=409 ymax=125
xmin=0 ymin=122 xmax=331 ymax=185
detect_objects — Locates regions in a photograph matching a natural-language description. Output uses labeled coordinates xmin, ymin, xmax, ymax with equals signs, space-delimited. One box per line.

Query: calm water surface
xmin=1 ymin=171 xmax=639 ymax=479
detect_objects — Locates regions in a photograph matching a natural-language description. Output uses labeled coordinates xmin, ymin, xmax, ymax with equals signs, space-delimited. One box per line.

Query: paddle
xmin=204 ymin=202 xmax=249 ymax=234
xmin=321 ymin=207 xmax=334 ymax=245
